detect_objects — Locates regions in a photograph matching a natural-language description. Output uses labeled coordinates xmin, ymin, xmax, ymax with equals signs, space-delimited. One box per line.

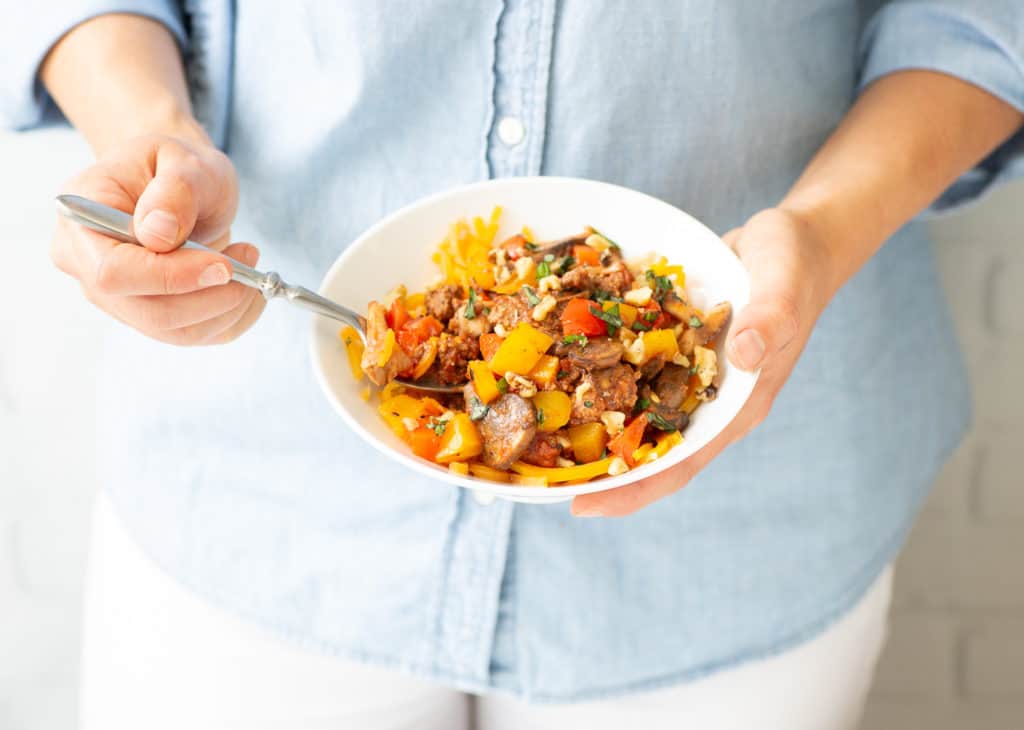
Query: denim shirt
xmin=4 ymin=1 xmax=1024 ymax=702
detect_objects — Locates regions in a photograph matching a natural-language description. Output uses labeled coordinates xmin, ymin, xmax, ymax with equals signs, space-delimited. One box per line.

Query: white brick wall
xmin=0 ymin=129 xmax=1022 ymax=729
xmin=863 ymin=181 xmax=1024 ymax=730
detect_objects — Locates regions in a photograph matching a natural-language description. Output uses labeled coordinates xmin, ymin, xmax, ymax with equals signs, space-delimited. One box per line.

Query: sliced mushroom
xmin=695 ymin=302 xmax=732 ymax=346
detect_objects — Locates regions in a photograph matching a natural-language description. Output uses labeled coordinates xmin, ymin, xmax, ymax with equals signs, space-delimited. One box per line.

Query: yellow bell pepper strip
xmin=526 ymin=354 xmax=560 ymax=388
xmin=510 ymin=474 xmax=548 ymax=487
xmin=411 ymin=336 xmax=439 ymax=379
xmin=649 ymin=256 xmax=686 ymax=284
xmin=435 ymin=413 xmax=483 ymax=464
xmin=632 ymin=443 xmax=655 ymax=463
xmin=404 ymin=292 xmax=426 ymax=314
xmin=567 ymin=422 xmax=608 ymax=463
xmin=339 ymin=326 xmax=365 ymax=381
xmin=532 ymin=390 xmax=572 ymax=433
xmin=510 ymin=458 xmax=615 ymax=483
xmin=468 ymin=360 xmax=502 ymax=404
xmin=488 ymin=322 xmax=554 ymax=375
xmin=448 ymin=461 xmax=470 ymax=476
xmin=468 ymin=462 xmax=511 ymax=482
xmin=653 ymin=430 xmax=683 ymax=457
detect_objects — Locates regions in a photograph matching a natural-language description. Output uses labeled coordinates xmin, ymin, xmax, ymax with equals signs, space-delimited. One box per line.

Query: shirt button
xmin=497 ymin=116 xmax=525 ymax=146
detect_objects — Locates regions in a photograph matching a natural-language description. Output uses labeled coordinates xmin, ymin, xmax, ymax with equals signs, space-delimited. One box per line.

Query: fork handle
xmin=54 ymin=195 xmax=365 ymax=331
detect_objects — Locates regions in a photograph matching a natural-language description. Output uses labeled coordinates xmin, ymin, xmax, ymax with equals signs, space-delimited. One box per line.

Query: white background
xmin=0 ymin=128 xmax=1022 ymax=729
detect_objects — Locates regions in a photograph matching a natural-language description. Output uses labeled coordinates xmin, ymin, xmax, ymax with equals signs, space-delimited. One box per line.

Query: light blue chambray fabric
xmin=4 ymin=0 xmax=1024 ymax=702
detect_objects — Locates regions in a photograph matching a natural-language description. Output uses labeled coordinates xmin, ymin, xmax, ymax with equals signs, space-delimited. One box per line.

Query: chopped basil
xmin=467 ymin=395 xmax=490 ymax=421
xmin=643 ymin=310 xmax=659 ymax=323
xmin=536 ymin=260 xmax=551 ymax=278
xmin=584 ymin=400 xmax=594 ymax=408
xmin=562 ymin=333 xmax=589 ymax=348
xmin=631 ymin=320 xmax=652 ymax=332
xmin=464 ymin=288 xmax=478 ymax=319
xmin=343 ymin=335 xmax=353 ymax=345
xmin=522 ymin=285 xmax=541 ymax=306
xmin=536 ymin=408 xmax=545 ymax=425
xmin=635 ymin=397 xmax=651 ymax=412
xmin=647 ymin=411 xmax=678 ymax=432
xmin=481 ymin=306 xmax=491 ymax=316
xmin=689 ymin=315 xmax=703 ymax=328
xmin=589 ymin=303 xmax=622 ymax=336
xmin=428 ymin=417 xmax=449 ymax=436
xmin=592 ymin=289 xmax=623 ymax=303
xmin=558 ymin=255 xmax=575 ymax=274
xmin=689 ymin=365 xmax=698 ymax=374
xmin=645 ymin=270 xmax=672 ymax=303
xmin=524 ymin=241 xmax=540 ymax=251
xmin=496 ymin=377 xmax=509 ymax=394
xmin=543 ymin=253 xmax=555 ymax=262
xmin=600 ymin=447 xmax=608 ymax=459
xmin=556 ymin=369 xmax=571 ymax=379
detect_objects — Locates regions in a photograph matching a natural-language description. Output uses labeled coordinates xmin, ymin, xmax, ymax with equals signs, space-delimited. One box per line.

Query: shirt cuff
xmin=0 ymin=1 xmax=187 ymax=131
xmin=858 ymin=2 xmax=1024 ymax=214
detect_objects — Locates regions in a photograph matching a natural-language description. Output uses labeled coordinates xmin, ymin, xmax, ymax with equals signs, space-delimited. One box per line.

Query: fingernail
xmin=139 ymin=209 xmax=179 ymax=245
xmin=731 ymin=329 xmax=766 ymax=370
xmin=573 ymin=507 xmax=604 ymax=518
xmin=198 ymin=263 xmax=230 ymax=287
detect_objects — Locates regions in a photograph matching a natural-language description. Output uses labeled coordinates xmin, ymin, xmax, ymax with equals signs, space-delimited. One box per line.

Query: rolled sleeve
xmin=859 ymin=1 xmax=1024 ymax=214
xmin=0 ymin=1 xmax=187 ymax=131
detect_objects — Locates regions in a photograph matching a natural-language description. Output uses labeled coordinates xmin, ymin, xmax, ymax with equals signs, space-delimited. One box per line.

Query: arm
xmin=41 ymin=13 xmax=206 ymax=154
xmin=572 ymin=69 xmax=1023 ymax=517
xmin=42 ymin=14 xmax=263 ymax=345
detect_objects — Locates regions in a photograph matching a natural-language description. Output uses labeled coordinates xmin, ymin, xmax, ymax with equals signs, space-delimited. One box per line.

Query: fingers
xmin=85 ymin=243 xmax=264 ymax=345
xmin=724 ymin=212 xmax=812 ymax=372
xmin=92 ymin=240 xmax=254 ymax=296
xmin=131 ymin=140 xmax=237 ymax=252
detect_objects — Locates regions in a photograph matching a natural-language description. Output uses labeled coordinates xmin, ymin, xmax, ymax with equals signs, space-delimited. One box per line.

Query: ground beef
xmin=553 ymin=358 xmax=585 ymax=393
xmin=425 ymin=284 xmax=460 ymax=322
xmin=560 ymin=263 xmax=634 ymax=296
xmin=570 ymin=363 xmax=637 ymax=425
xmin=519 ymin=432 xmax=562 ymax=467
xmin=486 ymin=293 xmax=531 ymax=331
xmin=435 ymin=333 xmax=479 ymax=385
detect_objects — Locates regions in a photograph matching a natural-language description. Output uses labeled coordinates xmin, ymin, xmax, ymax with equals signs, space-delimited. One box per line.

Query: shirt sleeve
xmin=858 ymin=0 xmax=1024 ymax=214
xmin=0 ymin=1 xmax=187 ymax=131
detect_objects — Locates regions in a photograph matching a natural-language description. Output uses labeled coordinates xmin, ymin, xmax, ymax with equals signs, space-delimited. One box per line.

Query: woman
xmin=3 ymin=2 xmax=1022 ymax=728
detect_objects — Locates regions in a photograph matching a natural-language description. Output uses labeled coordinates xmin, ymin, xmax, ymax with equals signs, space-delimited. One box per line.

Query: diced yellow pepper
xmin=604 ymin=300 xmax=638 ymax=327
xmin=448 ymin=461 xmax=470 ymax=476
xmin=404 ymin=292 xmax=426 ymax=314
xmin=567 ymin=422 xmax=608 ymax=463
xmin=435 ymin=413 xmax=483 ymax=464
xmin=532 ymin=390 xmax=572 ymax=433
xmin=650 ymin=257 xmax=686 ymax=285
xmin=469 ymin=462 xmax=510 ymax=482
xmin=469 ymin=360 xmax=501 ymax=404
xmin=521 ymin=225 xmax=535 ymax=243
xmin=340 ymin=326 xmax=365 ymax=381
xmin=644 ymin=329 xmax=679 ymax=360
xmin=378 ymin=394 xmax=426 ymax=441
xmin=510 ymin=458 xmax=615 ymax=483
xmin=526 ymin=354 xmax=560 ymax=388
xmin=488 ymin=322 xmax=554 ymax=375
xmin=377 ymin=328 xmax=397 ymax=367
xmin=411 ymin=336 xmax=439 ymax=379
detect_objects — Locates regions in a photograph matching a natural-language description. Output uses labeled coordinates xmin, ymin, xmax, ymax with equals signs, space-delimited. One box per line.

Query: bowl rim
xmin=311 ymin=176 xmax=759 ymax=498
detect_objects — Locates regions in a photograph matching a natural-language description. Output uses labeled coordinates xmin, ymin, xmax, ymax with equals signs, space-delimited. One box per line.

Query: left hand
xmin=571 ymin=207 xmax=836 ymax=517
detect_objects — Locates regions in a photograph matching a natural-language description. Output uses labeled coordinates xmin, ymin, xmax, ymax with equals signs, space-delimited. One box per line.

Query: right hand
xmin=51 ymin=134 xmax=265 ymax=345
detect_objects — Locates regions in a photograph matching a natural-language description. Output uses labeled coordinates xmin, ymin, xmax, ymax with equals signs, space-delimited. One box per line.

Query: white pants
xmin=81 ymin=493 xmax=892 ymax=730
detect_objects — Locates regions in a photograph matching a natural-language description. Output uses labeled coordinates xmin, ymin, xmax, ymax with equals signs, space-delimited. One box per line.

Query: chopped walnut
xmin=532 ymin=294 xmax=558 ymax=321
xmin=504 ymin=372 xmax=538 ymax=398
xmin=624 ymin=286 xmax=653 ymax=306
xmin=600 ymin=410 xmax=626 ymax=438
xmin=607 ymin=456 xmax=629 ymax=476
xmin=693 ymin=345 xmax=717 ymax=389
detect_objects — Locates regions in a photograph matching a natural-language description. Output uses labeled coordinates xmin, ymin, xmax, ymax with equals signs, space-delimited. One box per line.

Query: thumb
xmin=132 ymin=140 xmax=236 ymax=253
xmin=725 ymin=227 xmax=806 ymax=372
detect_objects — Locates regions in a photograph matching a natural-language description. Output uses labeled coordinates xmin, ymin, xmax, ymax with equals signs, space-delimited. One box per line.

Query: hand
xmin=50 ymin=133 xmax=265 ymax=345
xmin=571 ymin=208 xmax=835 ymax=517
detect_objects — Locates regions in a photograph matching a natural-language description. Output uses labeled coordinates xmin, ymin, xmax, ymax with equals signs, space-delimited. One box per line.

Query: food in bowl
xmin=340 ymin=207 xmax=731 ymax=486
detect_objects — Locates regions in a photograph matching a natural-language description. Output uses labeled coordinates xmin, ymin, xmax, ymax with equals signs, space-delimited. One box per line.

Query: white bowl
xmin=312 ymin=177 xmax=757 ymax=504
